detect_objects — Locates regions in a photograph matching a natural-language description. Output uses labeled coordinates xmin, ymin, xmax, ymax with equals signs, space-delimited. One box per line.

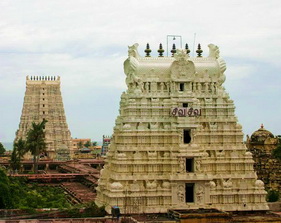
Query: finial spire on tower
xmin=144 ymin=43 xmax=151 ymax=57
xmin=171 ymin=43 xmax=176 ymax=57
xmin=185 ymin=43 xmax=190 ymax=55
xmin=196 ymin=43 xmax=203 ymax=57
xmin=158 ymin=43 xmax=164 ymax=57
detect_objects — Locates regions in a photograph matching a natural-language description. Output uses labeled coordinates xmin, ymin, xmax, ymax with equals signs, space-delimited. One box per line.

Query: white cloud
xmin=0 ymin=0 xmax=281 ymax=142
xmin=226 ymin=64 xmax=255 ymax=80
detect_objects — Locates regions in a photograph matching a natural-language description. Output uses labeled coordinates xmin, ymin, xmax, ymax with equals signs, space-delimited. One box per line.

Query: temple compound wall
xmin=95 ymin=43 xmax=268 ymax=214
xmin=15 ymin=76 xmax=72 ymax=160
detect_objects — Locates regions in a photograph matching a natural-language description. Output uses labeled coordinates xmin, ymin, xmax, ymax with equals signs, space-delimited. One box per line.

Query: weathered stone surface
xmin=246 ymin=125 xmax=280 ymax=193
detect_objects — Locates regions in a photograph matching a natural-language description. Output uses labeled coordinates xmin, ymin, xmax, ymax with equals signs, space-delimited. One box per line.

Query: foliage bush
xmin=0 ymin=168 xmax=71 ymax=209
xmin=272 ymin=144 xmax=281 ymax=161
xmin=267 ymin=190 xmax=280 ymax=202
xmin=0 ymin=142 xmax=6 ymax=155
xmin=66 ymin=202 xmax=106 ymax=218
xmin=0 ymin=168 xmax=13 ymax=208
xmin=0 ymin=168 xmax=106 ymax=217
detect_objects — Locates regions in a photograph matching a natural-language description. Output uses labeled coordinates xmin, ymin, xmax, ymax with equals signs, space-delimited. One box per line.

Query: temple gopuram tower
xmin=246 ymin=125 xmax=280 ymax=193
xmin=96 ymin=43 xmax=269 ymax=214
xmin=16 ymin=76 xmax=72 ymax=160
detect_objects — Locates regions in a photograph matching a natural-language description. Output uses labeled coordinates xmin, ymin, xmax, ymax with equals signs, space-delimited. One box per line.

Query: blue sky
xmin=0 ymin=0 xmax=280 ymax=143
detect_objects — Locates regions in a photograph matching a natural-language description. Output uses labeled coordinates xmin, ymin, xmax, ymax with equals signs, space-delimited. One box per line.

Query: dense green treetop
xmin=272 ymin=144 xmax=281 ymax=161
xmin=10 ymin=138 xmax=27 ymax=171
xmin=0 ymin=168 xmax=70 ymax=209
xmin=0 ymin=142 xmax=6 ymax=155
xmin=26 ymin=120 xmax=48 ymax=173
xmin=84 ymin=141 xmax=91 ymax=148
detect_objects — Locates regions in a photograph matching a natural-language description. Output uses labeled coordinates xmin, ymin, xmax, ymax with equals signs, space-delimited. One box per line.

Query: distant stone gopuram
xmin=15 ymin=76 xmax=72 ymax=160
xmin=246 ymin=125 xmax=280 ymax=192
xmin=96 ymin=43 xmax=268 ymax=213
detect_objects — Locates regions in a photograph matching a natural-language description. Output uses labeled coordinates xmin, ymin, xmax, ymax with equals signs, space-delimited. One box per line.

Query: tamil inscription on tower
xmin=15 ymin=76 xmax=72 ymax=160
xmin=96 ymin=43 xmax=268 ymax=213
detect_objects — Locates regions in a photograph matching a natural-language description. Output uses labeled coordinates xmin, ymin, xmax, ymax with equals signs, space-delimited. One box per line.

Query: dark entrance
xmin=186 ymin=158 xmax=194 ymax=172
xmin=183 ymin=130 xmax=191 ymax=144
xmin=179 ymin=83 xmax=184 ymax=91
xmin=185 ymin=183 xmax=194 ymax=202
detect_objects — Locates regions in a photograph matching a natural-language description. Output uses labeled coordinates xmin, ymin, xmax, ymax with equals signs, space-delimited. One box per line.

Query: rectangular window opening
xmin=179 ymin=83 xmax=184 ymax=91
xmin=185 ymin=183 xmax=194 ymax=203
xmin=184 ymin=129 xmax=191 ymax=144
xmin=186 ymin=158 xmax=194 ymax=172
xmin=183 ymin=103 xmax=188 ymax=108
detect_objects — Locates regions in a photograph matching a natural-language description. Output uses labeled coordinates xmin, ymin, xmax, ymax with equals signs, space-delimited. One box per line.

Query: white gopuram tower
xmin=16 ymin=76 xmax=72 ymax=160
xmin=96 ymin=43 xmax=268 ymax=213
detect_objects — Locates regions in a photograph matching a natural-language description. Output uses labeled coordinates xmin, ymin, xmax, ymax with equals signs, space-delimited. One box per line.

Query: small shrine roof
xmin=250 ymin=124 xmax=275 ymax=144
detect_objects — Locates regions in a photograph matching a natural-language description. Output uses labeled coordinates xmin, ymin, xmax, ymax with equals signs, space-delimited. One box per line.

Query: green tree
xmin=267 ymin=189 xmax=280 ymax=202
xmin=0 ymin=168 xmax=14 ymax=208
xmin=26 ymin=120 xmax=47 ymax=173
xmin=92 ymin=141 xmax=98 ymax=147
xmin=66 ymin=202 xmax=106 ymax=218
xmin=272 ymin=144 xmax=281 ymax=161
xmin=0 ymin=142 xmax=6 ymax=155
xmin=10 ymin=149 xmax=20 ymax=171
xmin=0 ymin=168 xmax=71 ymax=209
xmin=77 ymin=141 xmax=83 ymax=149
xmin=84 ymin=141 xmax=91 ymax=148
xmin=10 ymin=138 xmax=26 ymax=171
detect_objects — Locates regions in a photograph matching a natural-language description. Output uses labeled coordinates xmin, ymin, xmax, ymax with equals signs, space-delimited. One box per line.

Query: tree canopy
xmin=0 ymin=168 xmax=13 ymax=208
xmin=272 ymin=144 xmax=281 ymax=161
xmin=77 ymin=141 xmax=83 ymax=149
xmin=0 ymin=168 xmax=70 ymax=209
xmin=0 ymin=142 xmax=6 ymax=155
xmin=84 ymin=141 xmax=91 ymax=148
xmin=26 ymin=120 xmax=48 ymax=173
xmin=10 ymin=138 xmax=26 ymax=171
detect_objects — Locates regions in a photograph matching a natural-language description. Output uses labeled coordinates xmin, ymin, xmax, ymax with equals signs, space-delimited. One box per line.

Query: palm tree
xmin=77 ymin=141 xmax=83 ymax=149
xmin=14 ymin=138 xmax=27 ymax=158
xmin=26 ymin=119 xmax=47 ymax=173
xmin=0 ymin=142 xmax=6 ymax=155
xmin=84 ymin=141 xmax=91 ymax=148
xmin=10 ymin=138 xmax=27 ymax=172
